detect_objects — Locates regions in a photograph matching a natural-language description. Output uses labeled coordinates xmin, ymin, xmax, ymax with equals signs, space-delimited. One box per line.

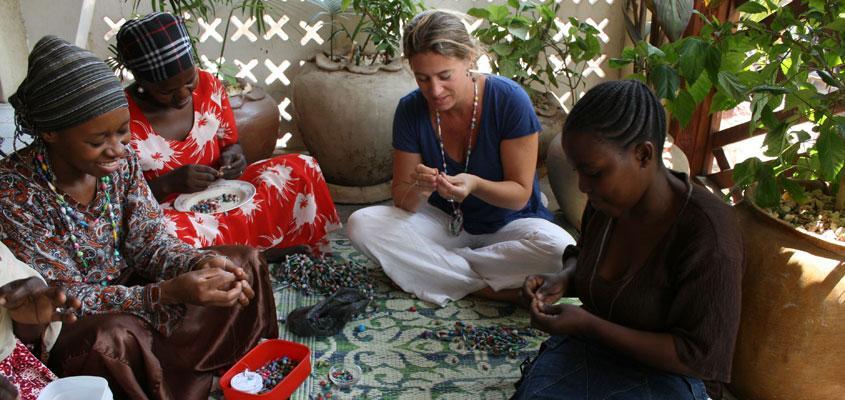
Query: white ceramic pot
xmin=292 ymin=59 xmax=417 ymax=202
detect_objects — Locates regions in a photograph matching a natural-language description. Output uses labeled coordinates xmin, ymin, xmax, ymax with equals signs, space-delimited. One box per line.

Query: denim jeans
xmin=511 ymin=335 xmax=710 ymax=400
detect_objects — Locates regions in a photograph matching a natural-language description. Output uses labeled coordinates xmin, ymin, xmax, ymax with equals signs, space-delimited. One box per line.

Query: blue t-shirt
xmin=392 ymin=75 xmax=553 ymax=234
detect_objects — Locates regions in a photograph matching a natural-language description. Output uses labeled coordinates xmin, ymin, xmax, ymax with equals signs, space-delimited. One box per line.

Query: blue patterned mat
xmin=212 ymin=235 xmax=547 ymax=399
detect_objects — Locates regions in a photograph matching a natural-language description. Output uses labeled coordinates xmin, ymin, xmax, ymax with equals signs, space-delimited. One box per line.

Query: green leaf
xmin=491 ymin=43 xmax=514 ymax=56
xmin=710 ymin=91 xmax=738 ymax=112
xmin=467 ymin=7 xmax=489 ymax=19
xmin=688 ymin=72 xmax=713 ymax=103
xmin=817 ymin=70 xmax=840 ymax=88
xmin=678 ymin=38 xmax=708 ymax=82
xmin=736 ymin=1 xmax=768 ymax=14
xmin=539 ymin=4 xmax=556 ymax=20
xmin=499 ymin=58 xmax=521 ymax=80
xmin=508 ymin=0 xmax=520 ymax=9
xmin=704 ymin=46 xmax=722 ymax=82
xmin=817 ymin=128 xmax=845 ymax=181
xmin=609 ymin=58 xmax=634 ymax=68
xmin=716 ymin=71 xmax=747 ymax=101
xmin=824 ymin=18 xmax=845 ymax=32
xmin=667 ymin=89 xmax=696 ymax=127
xmin=781 ymin=178 xmax=808 ymax=204
xmin=508 ymin=24 xmax=529 ymax=40
xmin=762 ymin=123 xmax=788 ymax=157
xmin=751 ymin=85 xmax=791 ymax=95
xmin=733 ymin=158 xmax=761 ymax=189
xmin=650 ymin=64 xmax=680 ymax=100
xmin=645 ymin=42 xmax=666 ymax=58
xmin=488 ymin=5 xmax=510 ymax=22
xmin=652 ymin=0 xmax=695 ymax=41
xmin=754 ymin=164 xmax=781 ymax=208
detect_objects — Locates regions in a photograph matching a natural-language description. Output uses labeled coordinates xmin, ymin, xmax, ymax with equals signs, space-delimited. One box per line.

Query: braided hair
xmin=564 ymin=80 xmax=666 ymax=157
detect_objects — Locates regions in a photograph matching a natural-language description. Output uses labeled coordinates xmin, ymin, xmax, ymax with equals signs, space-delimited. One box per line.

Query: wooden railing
xmin=670 ymin=0 xmax=834 ymax=194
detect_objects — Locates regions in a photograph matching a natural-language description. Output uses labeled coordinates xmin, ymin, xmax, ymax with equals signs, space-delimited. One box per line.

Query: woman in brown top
xmin=515 ymin=80 xmax=744 ymax=400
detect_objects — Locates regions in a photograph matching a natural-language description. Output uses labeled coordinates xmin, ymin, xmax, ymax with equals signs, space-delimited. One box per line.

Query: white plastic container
xmin=37 ymin=376 xmax=113 ymax=400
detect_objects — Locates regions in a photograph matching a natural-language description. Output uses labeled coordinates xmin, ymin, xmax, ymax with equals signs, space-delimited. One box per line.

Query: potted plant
xmin=467 ymin=0 xmax=602 ymax=162
xmin=108 ymin=0 xmax=282 ymax=163
xmin=291 ymin=0 xmax=424 ymax=203
xmin=611 ymin=1 xmax=844 ymax=398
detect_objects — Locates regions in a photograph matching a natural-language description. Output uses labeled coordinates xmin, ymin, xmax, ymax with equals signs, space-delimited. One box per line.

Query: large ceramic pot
xmin=546 ymin=131 xmax=690 ymax=230
xmin=291 ymin=55 xmax=417 ymax=203
xmin=535 ymin=91 xmax=565 ymax=167
xmin=229 ymin=83 xmax=280 ymax=164
xmin=730 ymin=195 xmax=844 ymax=400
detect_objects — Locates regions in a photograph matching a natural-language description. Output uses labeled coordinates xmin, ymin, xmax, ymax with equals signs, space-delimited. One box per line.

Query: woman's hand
xmin=436 ymin=172 xmax=477 ymax=202
xmin=0 ymin=277 xmax=80 ymax=325
xmin=203 ymin=245 xmax=262 ymax=286
xmin=410 ymin=163 xmax=439 ymax=197
xmin=522 ymin=272 xmax=569 ymax=306
xmin=219 ymin=144 xmax=247 ymax=179
xmin=529 ymin=300 xmax=592 ymax=337
xmin=193 ymin=255 xmax=255 ymax=305
xmin=163 ymin=164 xmax=219 ymax=194
xmin=160 ymin=268 xmax=249 ymax=307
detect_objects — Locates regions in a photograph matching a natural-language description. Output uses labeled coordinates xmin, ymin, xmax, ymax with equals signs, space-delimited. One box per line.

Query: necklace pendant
xmin=449 ymin=209 xmax=464 ymax=236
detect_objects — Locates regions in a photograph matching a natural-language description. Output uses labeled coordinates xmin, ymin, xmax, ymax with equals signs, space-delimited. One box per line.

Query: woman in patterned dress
xmin=0 ymin=241 xmax=80 ymax=400
xmin=116 ymin=12 xmax=340 ymax=258
xmin=0 ymin=35 xmax=279 ymax=400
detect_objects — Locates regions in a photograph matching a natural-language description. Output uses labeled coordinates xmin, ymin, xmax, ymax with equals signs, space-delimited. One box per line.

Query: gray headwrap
xmin=9 ymin=35 xmax=128 ymax=136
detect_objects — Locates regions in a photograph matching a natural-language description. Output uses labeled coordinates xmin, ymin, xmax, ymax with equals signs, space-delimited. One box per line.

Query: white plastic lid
xmin=37 ymin=376 xmax=113 ymax=400
xmin=231 ymin=370 xmax=264 ymax=394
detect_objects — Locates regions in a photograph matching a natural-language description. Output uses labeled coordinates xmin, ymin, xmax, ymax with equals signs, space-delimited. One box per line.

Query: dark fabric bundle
xmin=287 ymin=288 xmax=370 ymax=337
xmin=115 ymin=11 xmax=194 ymax=83
xmin=9 ymin=35 xmax=127 ymax=135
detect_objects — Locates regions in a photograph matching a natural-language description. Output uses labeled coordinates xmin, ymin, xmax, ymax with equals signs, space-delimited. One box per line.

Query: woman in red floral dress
xmin=117 ymin=12 xmax=340 ymax=257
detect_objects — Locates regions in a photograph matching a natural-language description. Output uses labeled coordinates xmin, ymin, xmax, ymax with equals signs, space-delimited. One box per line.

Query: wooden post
xmin=670 ymin=0 xmax=736 ymax=176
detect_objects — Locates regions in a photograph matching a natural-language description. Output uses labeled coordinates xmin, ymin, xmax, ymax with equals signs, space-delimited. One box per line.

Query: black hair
xmin=563 ymin=80 xmax=666 ymax=151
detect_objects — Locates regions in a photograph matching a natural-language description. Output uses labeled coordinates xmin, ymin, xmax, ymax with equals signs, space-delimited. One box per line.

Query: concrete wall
xmin=0 ymin=0 xmax=29 ymax=102
xmin=5 ymin=0 xmax=625 ymax=152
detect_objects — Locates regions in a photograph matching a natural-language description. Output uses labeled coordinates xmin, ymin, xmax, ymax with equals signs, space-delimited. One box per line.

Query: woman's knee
xmin=346 ymin=206 xmax=395 ymax=246
xmin=53 ymin=314 xmax=150 ymax=368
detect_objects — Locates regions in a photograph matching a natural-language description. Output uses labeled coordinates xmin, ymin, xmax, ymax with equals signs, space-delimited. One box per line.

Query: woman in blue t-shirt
xmin=348 ymin=10 xmax=575 ymax=306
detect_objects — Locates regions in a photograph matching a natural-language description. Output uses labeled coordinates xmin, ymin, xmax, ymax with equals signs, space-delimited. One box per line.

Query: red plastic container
xmin=220 ymin=339 xmax=311 ymax=400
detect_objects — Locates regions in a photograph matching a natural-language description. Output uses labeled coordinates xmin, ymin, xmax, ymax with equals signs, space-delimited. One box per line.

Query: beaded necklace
xmin=33 ymin=146 xmax=121 ymax=284
xmin=434 ymin=75 xmax=478 ymax=236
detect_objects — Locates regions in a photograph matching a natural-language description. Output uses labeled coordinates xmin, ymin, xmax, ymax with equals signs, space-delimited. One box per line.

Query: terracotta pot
xmin=730 ymin=196 xmax=844 ymax=400
xmin=229 ymin=84 xmax=280 ymax=164
xmin=546 ymin=131 xmax=690 ymax=230
xmin=291 ymin=58 xmax=417 ymax=202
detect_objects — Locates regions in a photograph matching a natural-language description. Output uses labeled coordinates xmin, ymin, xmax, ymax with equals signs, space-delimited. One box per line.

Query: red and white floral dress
xmin=0 ymin=341 xmax=55 ymax=400
xmin=127 ymin=70 xmax=340 ymax=252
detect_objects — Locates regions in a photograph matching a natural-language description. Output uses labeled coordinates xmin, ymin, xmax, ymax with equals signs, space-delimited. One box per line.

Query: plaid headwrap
xmin=9 ymin=35 xmax=128 ymax=135
xmin=116 ymin=12 xmax=195 ymax=83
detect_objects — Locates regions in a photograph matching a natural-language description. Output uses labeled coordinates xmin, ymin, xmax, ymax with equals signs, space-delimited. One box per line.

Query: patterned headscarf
xmin=8 ymin=35 xmax=127 ymax=137
xmin=116 ymin=12 xmax=195 ymax=83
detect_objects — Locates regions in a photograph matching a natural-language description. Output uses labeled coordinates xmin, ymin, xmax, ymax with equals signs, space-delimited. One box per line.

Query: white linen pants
xmin=347 ymin=203 xmax=575 ymax=306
